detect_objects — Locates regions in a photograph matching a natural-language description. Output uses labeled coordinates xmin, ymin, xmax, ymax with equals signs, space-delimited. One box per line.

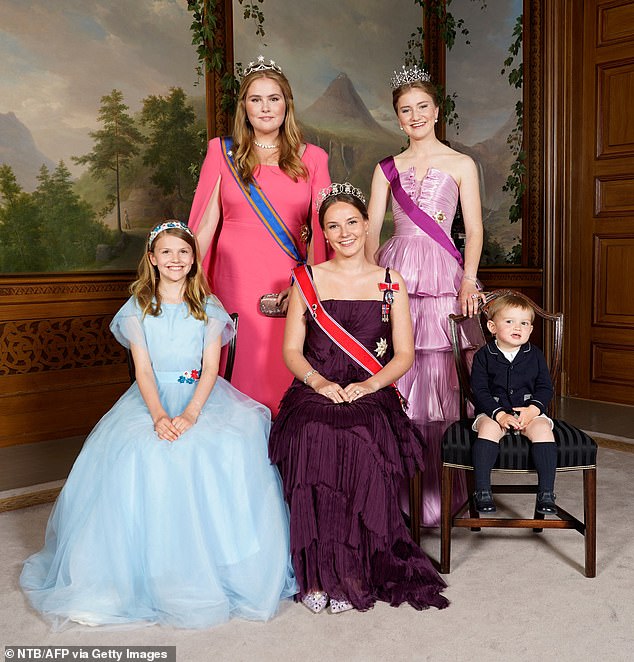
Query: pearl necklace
xmin=253 ymin=140 xmax=279 ymax=150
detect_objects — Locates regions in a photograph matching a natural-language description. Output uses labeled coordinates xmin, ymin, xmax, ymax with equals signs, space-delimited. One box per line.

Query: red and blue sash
xmin=380 ymin=156 xmax=463 ymax=266
xmin=293 ymin=264 xmax=406 ymax=407
xmin=221 ymin=137 xmax=305 ymax=263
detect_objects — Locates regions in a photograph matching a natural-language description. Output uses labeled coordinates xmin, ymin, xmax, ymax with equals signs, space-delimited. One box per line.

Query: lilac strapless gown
xmin=378 ymin=167 xmax=478 ymax=527
xmin=269 ymin=299 xmax=448 ymax=612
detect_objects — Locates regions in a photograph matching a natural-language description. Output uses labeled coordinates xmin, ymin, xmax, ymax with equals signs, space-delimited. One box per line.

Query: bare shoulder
xmin=436 ymin=149 xmax=478 ymax=185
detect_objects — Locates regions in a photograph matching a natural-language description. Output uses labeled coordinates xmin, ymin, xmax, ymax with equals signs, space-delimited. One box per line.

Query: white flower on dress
xmin=374 ymin=338 xmax=388 ymax=358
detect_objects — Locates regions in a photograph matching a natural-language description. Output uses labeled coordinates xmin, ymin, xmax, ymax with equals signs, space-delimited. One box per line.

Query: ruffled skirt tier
xmin=379 ymin=235 xmax=481 ymax=526
xmin=269 ymin=383 xmax=449 ymax=611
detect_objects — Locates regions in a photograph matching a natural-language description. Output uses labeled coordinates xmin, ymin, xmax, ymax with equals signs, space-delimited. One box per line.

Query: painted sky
xmin=0 ymin=0 xmax=197 ymax=174
xmin=235 ymin=0 xmax=523 ymax=145
xmin=445 ymin=0 xmax=523 ymax=145
xmin=1 ymin=0 xmax=523 ymax=177
xmin=234 ymin=0 xmax=422 ymax=130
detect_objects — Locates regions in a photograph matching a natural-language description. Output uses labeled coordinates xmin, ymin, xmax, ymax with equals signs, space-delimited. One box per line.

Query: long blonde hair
xmin=131 ymin=225 xmax=209 ymax=320
xmin=232 ymin=70 xmax=308 ymax=185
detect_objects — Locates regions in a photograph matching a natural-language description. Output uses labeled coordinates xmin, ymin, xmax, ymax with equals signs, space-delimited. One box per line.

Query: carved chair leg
xmin=584 ymin=468 xmax=597 ymax=578
xmin=409 ymin=471 xmax=422 ymax=546
xmin=533 ymin=508 xmax=545 ymax=534
xmin=440 ymin=464 xmax=453 ymax=574
xmin=465 ymin=470 xmax=481 ymax=532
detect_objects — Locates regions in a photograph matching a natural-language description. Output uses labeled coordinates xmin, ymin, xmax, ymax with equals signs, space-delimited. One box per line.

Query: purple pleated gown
xmin=269 ymin=299 xmax=449 ymax=612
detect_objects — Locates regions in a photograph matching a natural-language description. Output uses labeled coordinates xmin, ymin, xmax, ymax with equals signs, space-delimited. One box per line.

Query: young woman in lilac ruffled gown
xmin=21 ymin=222 xmax=296 ymax=629
xmin=367 ymin=66 xmax=485 ymax=527
xmin=269 ymin=184 xmax=449 ymax=614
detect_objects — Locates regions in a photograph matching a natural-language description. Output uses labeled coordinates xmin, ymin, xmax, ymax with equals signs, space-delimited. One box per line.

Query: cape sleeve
xmin=204 ymin=296 xmax=236 ymax=349
xmin=109 ymin=297 xmax=147 ymax=351
xmin=304 ymin=144 xmax=331 ymax=265
xmin=188 ymin=137 xmax=223 ymax=273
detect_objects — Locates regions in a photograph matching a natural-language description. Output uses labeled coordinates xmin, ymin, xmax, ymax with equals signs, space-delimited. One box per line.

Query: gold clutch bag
xmin=259 ymin=293 xmax=286 ymax=318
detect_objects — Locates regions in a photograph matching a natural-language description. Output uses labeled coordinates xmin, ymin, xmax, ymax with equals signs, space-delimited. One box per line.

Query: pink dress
xmin=188 ymin=138 xmax=330 ymax=414
xmin=378 ymin=166 xmax=476 ymax=526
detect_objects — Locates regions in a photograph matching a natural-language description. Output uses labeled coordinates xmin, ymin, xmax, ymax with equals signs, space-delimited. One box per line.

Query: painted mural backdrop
xmin=235 ymin=0 xmax=523 ymax=264
xmin=0 ymin=0 xmax=202 ymax=272
xmin=0 ymin=0 xmax=523 ymax=273
xmin=445 ymin=0 xmax=524 ymax=265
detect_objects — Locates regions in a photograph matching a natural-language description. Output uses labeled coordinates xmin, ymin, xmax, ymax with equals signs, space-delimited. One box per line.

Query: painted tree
xmin=34 ymin=162 xmax=111 ymax=270
xmin=73 ymin=89 xmax=145 ymax=233
xmin=0 ymin=165 xmax=41 ymax=272
xmin=141 ymin=87 xmax=201 ymax=208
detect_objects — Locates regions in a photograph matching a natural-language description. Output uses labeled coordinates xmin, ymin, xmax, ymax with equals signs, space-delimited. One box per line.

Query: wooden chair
xmin=440 ymin=290 xmax=597 ymax=577
xmin=127 ymin=312 xmax=239 ymax=384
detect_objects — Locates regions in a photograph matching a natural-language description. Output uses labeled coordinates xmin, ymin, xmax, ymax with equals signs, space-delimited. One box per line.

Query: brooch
xmin=375 ymin=338 xmax=388 ymax=358
xmin=433 ymin=210 xmax=446 ymax=223
xmin=299 ymin=223 xmax=310 ymax=244
xmin=177 ymin=369 xmax=200 ymax=384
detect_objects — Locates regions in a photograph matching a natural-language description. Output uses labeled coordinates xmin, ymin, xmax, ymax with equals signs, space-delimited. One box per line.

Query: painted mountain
xmin=299 ymin=73 xmax=519 ymax=259
xmin=0 ymin=112 xmax=55 ymax=191
xmin=298 ymin=73 xmax=402 ymax=197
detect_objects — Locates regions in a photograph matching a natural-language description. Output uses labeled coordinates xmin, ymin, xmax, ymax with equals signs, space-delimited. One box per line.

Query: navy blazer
xmin=471 ymin=340 xmax=553 ymax=421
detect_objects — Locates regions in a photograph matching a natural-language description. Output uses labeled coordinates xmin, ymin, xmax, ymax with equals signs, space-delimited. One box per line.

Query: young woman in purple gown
xmin=367 ymin=66 xmax=485 ymax=527
xmin=269 ymin=183 xmax=449 ymax=614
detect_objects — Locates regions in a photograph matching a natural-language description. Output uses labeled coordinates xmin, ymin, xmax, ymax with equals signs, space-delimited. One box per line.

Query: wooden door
xmin=567 ymin=0 xmax=634 ymax=404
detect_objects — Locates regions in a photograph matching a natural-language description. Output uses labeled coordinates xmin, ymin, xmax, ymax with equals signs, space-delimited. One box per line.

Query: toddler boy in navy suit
xmin=470 ymin=293 xmax=558 ymax=515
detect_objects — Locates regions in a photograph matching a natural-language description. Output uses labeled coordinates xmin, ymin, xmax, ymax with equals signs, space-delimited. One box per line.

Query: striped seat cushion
xmin=442 ymin=419 xmax=597 ymax=470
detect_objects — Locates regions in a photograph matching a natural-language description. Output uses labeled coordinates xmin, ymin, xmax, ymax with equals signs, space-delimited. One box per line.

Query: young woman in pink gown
xmin=188 ymin=57 xmax=330 ymax=415
xmin=367 ymin=66 xmax=484 ymax=527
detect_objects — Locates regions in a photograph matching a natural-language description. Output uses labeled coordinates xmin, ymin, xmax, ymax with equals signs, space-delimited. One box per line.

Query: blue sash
xmin=220 ymin=137 xmax=305 ymax=263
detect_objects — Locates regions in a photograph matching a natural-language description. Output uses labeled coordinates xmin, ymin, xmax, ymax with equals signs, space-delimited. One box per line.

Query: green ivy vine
xmin=404 ymin=0 xmax=487 ymax=129
xmin=501 ymin=13 xmax=525 ymax=226
xmin=187 ymin=0 xmax=265 ymax=114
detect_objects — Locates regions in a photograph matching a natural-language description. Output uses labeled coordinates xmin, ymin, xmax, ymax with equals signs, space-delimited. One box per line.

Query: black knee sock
xmin=531 ymin=442 xmax=558 ymax=492
xmin=472 ymin=438 xmax=500 ymax=491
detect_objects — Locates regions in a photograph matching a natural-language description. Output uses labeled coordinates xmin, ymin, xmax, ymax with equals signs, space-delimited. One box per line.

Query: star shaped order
xmin=374 ymin=338 xmax=388 ymax=358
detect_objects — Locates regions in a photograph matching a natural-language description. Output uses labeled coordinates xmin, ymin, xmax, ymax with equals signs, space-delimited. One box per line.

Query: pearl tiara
xmin=316 ymin=182 xmax=366 ymax=212
xmin=390 ymin=64 xmax=431 ymax=90
xmin=243 ymin=55 xmax=283 ymax=78
xmin=148 ymin=221 xmax=194 ymax=247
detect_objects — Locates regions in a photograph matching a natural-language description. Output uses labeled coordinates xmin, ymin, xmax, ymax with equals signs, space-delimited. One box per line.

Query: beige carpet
xmin=1 ymin=445 xmax=632 ymax=662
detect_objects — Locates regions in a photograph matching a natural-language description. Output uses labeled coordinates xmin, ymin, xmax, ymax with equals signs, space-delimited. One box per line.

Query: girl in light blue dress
xmin=20 ymin=221 xmax=297 ymax=629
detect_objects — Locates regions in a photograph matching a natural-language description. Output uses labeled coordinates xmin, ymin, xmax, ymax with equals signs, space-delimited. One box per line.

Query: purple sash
xmin=380 ymin=156 xmax=463 ymax=266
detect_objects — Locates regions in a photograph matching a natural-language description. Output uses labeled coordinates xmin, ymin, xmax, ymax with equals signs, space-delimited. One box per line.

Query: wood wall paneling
xmin=598 ymin=0 xmax=634 ymax=46
xmin=0 ymin=274 xmax=131 ymax=448
xmin=563 ymin=0 xmax=634 ymax=404
xmin=593 ymin=235 xmax=634 ymax=326
xmin=596 ymin=59 xmax=634 ymax=158
xmin=595 ymin=175 xmax=634 ymax=215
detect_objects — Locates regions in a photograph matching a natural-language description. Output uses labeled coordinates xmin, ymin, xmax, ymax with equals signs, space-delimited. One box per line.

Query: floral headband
xmin=148 ymin=221 xmax=194 ymax=247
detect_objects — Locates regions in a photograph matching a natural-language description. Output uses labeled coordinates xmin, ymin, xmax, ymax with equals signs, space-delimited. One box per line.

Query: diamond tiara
xmin=390 ymin=64 xmax=431 ymax=90
xmin=243 ymin=55 xmax=283 ymax=78
xmin=148 ymin=220 xmax=194 ymax=247
xmin=316 ymin=182 xmax=366 ymax=212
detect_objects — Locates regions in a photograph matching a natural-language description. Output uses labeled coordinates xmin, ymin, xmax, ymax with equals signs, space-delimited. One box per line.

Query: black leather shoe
xmin=536 ymin=491 xmax=557 ymax=515
xmin=473 ymin=489 xmax=496 ymax=513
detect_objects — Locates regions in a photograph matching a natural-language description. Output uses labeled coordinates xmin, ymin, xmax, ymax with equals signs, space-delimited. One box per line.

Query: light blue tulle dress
xmin=20 ymin=297 xmax=297 ymax=629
